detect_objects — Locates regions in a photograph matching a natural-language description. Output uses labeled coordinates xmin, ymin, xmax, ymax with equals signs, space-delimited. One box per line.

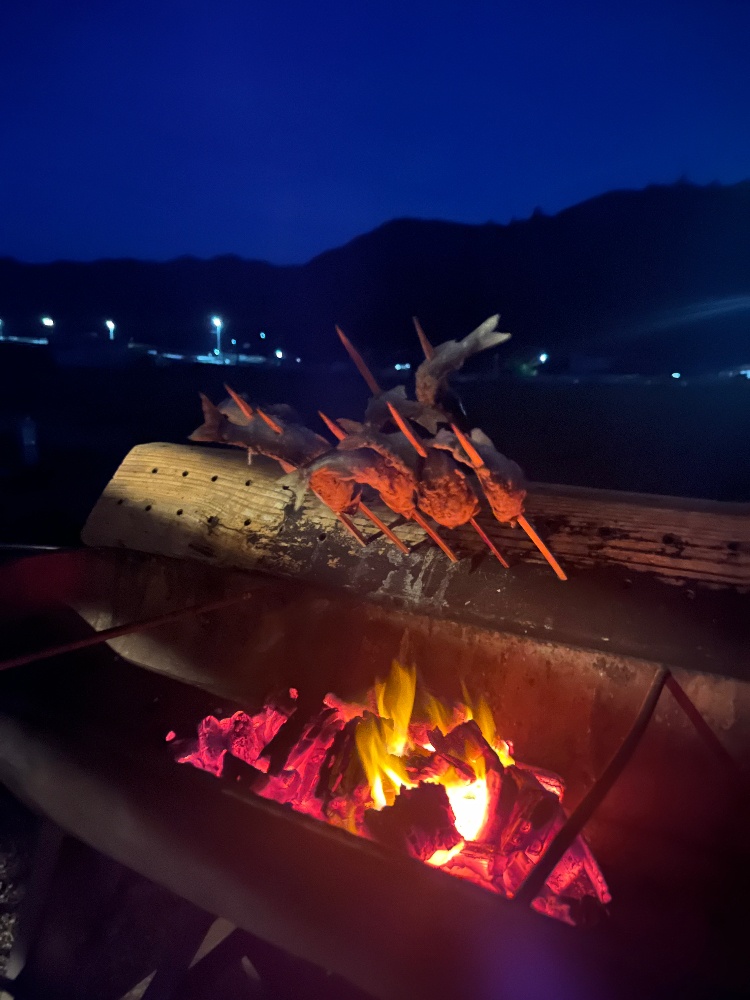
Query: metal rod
xmin=513 ymin=665 xmax=669 ymax=907
xmin=0 ymin=592 xmax=254 ymax=673
xmin=664 ymin=673 xmax=745 ymax=786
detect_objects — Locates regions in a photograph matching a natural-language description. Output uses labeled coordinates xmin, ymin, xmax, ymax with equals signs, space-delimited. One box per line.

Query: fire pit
xmin=0 ymin=440 xmax=747 ymax=998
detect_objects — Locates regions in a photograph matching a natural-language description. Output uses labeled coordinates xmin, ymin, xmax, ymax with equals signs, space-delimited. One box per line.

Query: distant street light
xmin=274 ymin=348 xmax=283 ymax=360
xmin=41 ymin=316 xmax=54 ymax=327
xmin=539 ymin=353 xmax=549 ymax=364
xmin=211 ymin=316 xmax=223 ymax=354
xmin=259 ymin=331 xmax=266 ymax=340
xmin=105 ymin=319 xmax=115 ymax=341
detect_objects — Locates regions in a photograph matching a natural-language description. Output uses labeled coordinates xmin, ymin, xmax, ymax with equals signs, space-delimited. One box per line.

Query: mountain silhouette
xmin=1 ymin=179 xmax=748 ymax=373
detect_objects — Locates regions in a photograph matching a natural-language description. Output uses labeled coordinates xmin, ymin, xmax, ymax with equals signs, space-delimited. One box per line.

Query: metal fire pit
xmin=0 ymin=441 xmax=747 ymax=998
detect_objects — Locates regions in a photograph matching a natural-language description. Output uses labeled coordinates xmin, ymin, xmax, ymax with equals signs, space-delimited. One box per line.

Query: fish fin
xmin=276 ymin=468 xmax=309 ymax=510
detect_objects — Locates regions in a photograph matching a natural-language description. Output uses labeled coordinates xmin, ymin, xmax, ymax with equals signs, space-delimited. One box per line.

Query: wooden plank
xmin=82 ymin=442 xmax=750 ymax=590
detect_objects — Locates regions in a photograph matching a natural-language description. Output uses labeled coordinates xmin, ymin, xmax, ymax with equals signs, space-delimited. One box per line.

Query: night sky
xmin=3 ymin=0 xmax=749 ymax=264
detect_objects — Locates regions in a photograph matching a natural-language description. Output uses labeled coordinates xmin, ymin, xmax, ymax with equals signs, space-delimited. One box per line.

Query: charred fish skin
xmin=415 ymin=314 xmax=511 ymax=409
xmin=432 ymin=428 xmax=527 ymax=523
xmin=292 ymin=445 xmax=418 ymax=520
xmin=417 ymin=449 xmax=481 ymax=529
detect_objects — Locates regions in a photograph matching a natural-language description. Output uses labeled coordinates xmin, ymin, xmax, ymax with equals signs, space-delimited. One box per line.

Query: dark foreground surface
xmin=1 ymin=346 xmax=749 ymax=547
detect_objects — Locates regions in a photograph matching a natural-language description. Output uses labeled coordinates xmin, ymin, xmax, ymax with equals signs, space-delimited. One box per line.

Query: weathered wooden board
xmin=82 ymin=441 xmax=750 ymax=589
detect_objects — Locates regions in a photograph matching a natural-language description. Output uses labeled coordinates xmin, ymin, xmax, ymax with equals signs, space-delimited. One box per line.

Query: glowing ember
xmin=171 ymin=663 xmax=611 ymax=926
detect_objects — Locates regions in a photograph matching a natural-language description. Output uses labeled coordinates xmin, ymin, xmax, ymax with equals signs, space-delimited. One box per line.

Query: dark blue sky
xmin=2 ymin=0 xmax=749 ymax=264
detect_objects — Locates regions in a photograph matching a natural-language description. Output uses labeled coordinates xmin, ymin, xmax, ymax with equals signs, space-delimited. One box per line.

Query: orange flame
xmin=354 ymin=662 xmax=514 ymax=859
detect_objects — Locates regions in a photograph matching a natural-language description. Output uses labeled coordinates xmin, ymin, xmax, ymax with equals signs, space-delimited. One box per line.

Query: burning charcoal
xmin=442 ymin=842 xmax=499 ymax=891
xmin=515 ymin=761 xmax=566 ymax=800
xmin=177 ymin=706 xmax=291 ymax=778
xmin=317 ymin=718 xmax=361 ymax=805
xmin=544 ymin=833 xmax=612 ymax=905
xmin=177 ymin=714 xmax=230 ymax=776
xmin=255 ymin=709 xmax=347 ymax=819
xmin=428 ymin=719 xmax=500 ymax=772
xmin=364 ymin=784 xmax=463 ymax=863
xmin=495 ymin=766 xmax=559 ymax=857
xmin=226 ymin=703 xmax=294 ymax=774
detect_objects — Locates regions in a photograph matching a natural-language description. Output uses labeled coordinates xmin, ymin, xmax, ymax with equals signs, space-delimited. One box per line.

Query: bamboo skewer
xmin=450 ymin=423 xmax=567 ymax=580
xmin=255 ymin=407 xmax=284 ymax=435
xmin=319 ymin=410 xmax=458 ymax=563
xmin=224 ymin=383 xmax=255 ymax=420
xmin=412 ymin=316 xmax=435 ymax=360
xmin=410 ymin=509 xmax=459 ymax=563
xmin=385 ymin=402 xmax=428 ymax=457
xmin=0 ymin=592 xmax=255 ymax=673
xmin=335 ymin=325 xmax=383 ymax=395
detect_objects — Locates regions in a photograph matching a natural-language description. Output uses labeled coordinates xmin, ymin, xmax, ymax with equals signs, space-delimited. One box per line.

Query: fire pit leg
xmin=140 ymin=907 xmax=215 ymax=1000
xmin=4 ymin=818 xmax=64 ymax=985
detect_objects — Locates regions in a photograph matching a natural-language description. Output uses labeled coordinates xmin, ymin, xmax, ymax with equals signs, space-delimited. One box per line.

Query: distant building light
xmin=274 ymin=349 xmax=283 ymax=359
xmin=296 ymin=357 xmax=301 ymax=363
xmin=671 ymin=372 xmax=681 ymax=379
xmin=214 ymin=348 xmax=221 ymax=356
xmin=105 ymin=319 xmax=115 ymax=340
xmin=259 ymin=331 xmax=266 ymax=339
xmin=230 ymin=338 xmax=237 ymax=346
xmin=539 ymin=353 xmax=549 ymax=363
xmin=41 ymin=317 xmax=54 ymax=327
xmin=394 ymin=362 xmax=411 ymax=371
xmin=741 ymin=369 xmax=750 ymax=379
xmin=211 ymin=316 xmax=223 ymax=329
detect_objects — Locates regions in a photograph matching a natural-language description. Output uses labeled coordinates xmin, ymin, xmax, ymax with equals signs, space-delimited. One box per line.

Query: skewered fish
xmin=189 ymin=393 xmax=329 ymax=471
xmin=414 ymin=315 xmax=511 ymax=409
xmin=433 ymin=427 xmax=527 ymax=523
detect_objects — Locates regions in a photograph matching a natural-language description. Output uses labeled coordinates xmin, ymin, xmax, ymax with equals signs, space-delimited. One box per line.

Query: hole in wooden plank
xmin=245 ymin=479 xmax=252 ymax=486
xmin=116 ymin=499 xmax=125 ymax=505
xmin=182 ymin=471 xmax=189 ymax=477
xmin=244 ymin=519 xmax=251 ymax=526
xmin=151 ymin=468 xmax=158 ymax=474
xmin=211 ymin=475 xmax=218 ymax=482
xmin=318 ymin=533 xmax=327 ymax=542
xmin=727 ymin=541 xmax=740 ymax=553
xmin=144 ymin=504 xmax=152 ymax=511
xmin=176 ymin=509 xmax=183 ymax=516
